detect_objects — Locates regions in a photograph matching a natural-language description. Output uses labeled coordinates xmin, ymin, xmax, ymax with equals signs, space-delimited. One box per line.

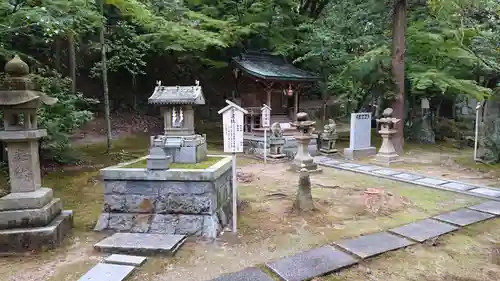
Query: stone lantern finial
xmin=4 ymin=55 xmax=29 ymax=77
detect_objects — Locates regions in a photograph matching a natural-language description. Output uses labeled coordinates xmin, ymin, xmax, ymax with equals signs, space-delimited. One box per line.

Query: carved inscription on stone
xmin=11 ymin=148 xmax=33 ymax=182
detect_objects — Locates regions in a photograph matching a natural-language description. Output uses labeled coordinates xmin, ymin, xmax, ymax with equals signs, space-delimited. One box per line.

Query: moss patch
xmin=122 ymin=156 xmax=223 ymax=169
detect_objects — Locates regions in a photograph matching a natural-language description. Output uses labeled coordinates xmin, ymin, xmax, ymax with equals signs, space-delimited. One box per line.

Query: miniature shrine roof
xmin=148 ymin=85 xmax=205 ymax=105
xmin=232 ymin=51 xmax=320 ymax=82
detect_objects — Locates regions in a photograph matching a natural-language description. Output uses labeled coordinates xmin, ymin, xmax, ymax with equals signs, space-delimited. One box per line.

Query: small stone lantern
xmin=375 ymin=108 xmax=402 ymax=165
xmin=289 ymin=112 xmax=321 ymax=173
xmin=319 ymin=119 xmax=338 ymax=155
xmin=0 ymin=55 xmax=73 ymax=251
xmin=148 ymin=81 xmax=208 ymax=164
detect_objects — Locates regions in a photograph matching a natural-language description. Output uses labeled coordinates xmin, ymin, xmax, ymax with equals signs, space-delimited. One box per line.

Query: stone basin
xmin=94 ymin=154 xmax=233 ymax=239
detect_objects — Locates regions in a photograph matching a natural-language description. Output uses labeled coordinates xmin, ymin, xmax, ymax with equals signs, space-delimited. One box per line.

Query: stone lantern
xmin=375 ymin=108 xmax=402 ymax=165
xmin=0 ymin=55 xmax=72 ymax=251
xmin=289 ymin=112 xmax=321 ymax=173
xmin=148 ymin=81 xmax=207 ymax=164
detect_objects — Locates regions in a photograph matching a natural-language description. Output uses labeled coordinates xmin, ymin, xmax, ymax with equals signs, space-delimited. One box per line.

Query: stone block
xmin=0 ymin=198 xmax=62 ymax=229
xmin=156 ymin=194 xmax=212 ymax=214
xmin=159 ymin=181 xmax=212 ymax=195
xmin=210 ymin=267 xmax=274 ymax=281
xmin=124 ymin=181 xmax=158 ymax=195
xmin=389 ymin=219 xmax=459 ymax=242
xmin=77 ymin=262 xmax=135 ymax=281
xmin=0 ymin=210 xmax=73 ymax=253
xmin=106 ymin=213 xmax=152 ymax=232
xmin=104 ymin=195 xmax=126 ymax=212
xmin=125 ymin=195 xmax=157 ymax=213
xmin=393 ymin=173 xmax=424 ymax=181
xmin=415 ymin=177 xmax=449 ymax=186
xmin=373 ymin=169 xmax=401 ymax=176
xmin=334 ymin=232 xmax=415 ymax=259
xmin=149 ymin=214 xmax=176 ymax=234
xmin=433 ymin=208 xmax=495 ymax=226
xmin=468 ymin=201 xmax=500 ymax=215
xmin=441 ymin=182 xmax=475 ymax=191
xmin=266 ymin=246 xmax=358 ymax=281
xmin=104 ymin=254 xmax=147 ymax=266
xmin=343 ymin=147 xmax=376 ymax=160
xmin=0 ymin=187 xmax=53 ymax=211
xmin=469 ymin=187 xmax=500 ymax=197
xmin=94 ymin=233 xmax=186 ymax=256
xmin=354 ymin=165 xmax=381 ymax=172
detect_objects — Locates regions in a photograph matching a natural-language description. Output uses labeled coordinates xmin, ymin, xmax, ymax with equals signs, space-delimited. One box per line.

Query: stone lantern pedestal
xmin=0 ymin=55 xmax=72 ymax=252
xmin=375 ymin=108 xmax=403 ymax=165
xmin=289 ymin=112 xmax=322 ymax=173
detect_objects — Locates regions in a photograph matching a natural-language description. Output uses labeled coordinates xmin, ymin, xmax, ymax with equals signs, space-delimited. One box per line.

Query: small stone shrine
xmin=268 ymin=122 xmax=286 ymax=159
xmin=289 ymin=112 xmax=321 ymax=173
xmin=319 ymin=119 xmax=338 ymax=155
xmin=0 ymin=55 xmax=73 ymax=251
xmin=148 ymin=81 xmax=207 ymax=164
xmin=375 ymin=108 xmax=402 ymax=165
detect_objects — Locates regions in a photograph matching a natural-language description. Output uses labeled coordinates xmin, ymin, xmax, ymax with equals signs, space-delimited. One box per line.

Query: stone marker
xmin=334 ymin=232 xmax=415 ymax=259
xmin=289 ymin=112 xmax=321 ymax=173
xmin=94 ymin=233 xmax=186 ymax=256
xmin=104 ymin=254 xmax=147 ymax=266
xmin=343 ymin=112 xmax=376 ymax=160
xmin=266 ymin=246 xmax=358 ymax=281
xmin=441 ymin=182 xmax=475 ymax=191
xmin=469 ymin=187 xmax=500 ymax=197
xmin=77 ymin=262 xmax=135 ymax=281
xmin=209 ymin=267 xmax=274 ymax=281
xmin=0 ymin=55 xmax=73 ymax=252
xmin=433 ymin=208 xmax=495 ymax=227
xmin=375 ymin=108 xmax=403 ymax=165
xmin=389 ymin=219 xmax=459 ymax=242
xmin=468 ymin=201 xmax=500 ymax=215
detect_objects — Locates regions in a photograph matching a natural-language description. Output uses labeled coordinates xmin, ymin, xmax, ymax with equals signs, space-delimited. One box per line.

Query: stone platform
xmin=243 ymin=134 xmax=319 ymax=160
xmin=95 ymin=233 xmax=186 ymax=256
xmin=94 ymin=155 xmax=233 ymax=238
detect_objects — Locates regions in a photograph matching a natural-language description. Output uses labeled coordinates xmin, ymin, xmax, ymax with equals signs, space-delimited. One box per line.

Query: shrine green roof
xmin=232 ymin=51 xmax=320 ymax=82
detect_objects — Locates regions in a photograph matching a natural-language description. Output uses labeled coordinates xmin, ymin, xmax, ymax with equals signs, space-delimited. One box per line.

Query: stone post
xmin=289 ymin=112 xmax=321 ymax=173
xmin=0 ymin=55 xmax=73 ymax=252
xmin=375 ymin=108 xmax=403 ymax=165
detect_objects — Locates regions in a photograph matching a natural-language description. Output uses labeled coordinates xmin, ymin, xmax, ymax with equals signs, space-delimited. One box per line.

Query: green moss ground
xmin=123 ymin=156 xmax=222 ymax=169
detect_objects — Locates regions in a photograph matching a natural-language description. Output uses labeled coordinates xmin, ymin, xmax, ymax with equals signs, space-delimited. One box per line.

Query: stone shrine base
xmin=343 ymin=147 xmax=376 ymax=160
xmin=0 ymin=187 xmax=73 ymax=252
xmin=94 ymin=155 xmax=233 ymax=239
xmin=375 ymin=153 xmax=403 ymax=166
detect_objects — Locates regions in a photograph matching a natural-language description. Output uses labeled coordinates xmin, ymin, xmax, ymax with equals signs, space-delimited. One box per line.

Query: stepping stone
xmin=94 ymin=233 xmax=186 ymax=256
xmin=393 ymin=173 xmax=424 ymax=181
xmin=469 ymin=188 xmax=500 ymax=197
xmin=433 ymin=209 xmax=495 ymax=227
xmin=104 ymin=254 xmax=147 ymax=266
xmin=389 ymin=219 xmax=459 ymax=242
xmin=415 ymin=177 xmax=449 ymax=186
xmin=333 ymin=232 xmax=415 ymax=259
xmin=338 ymin=163 xmax=361 ymax=168
xmin=266 ymin=246 xmax=358 ymax=281
xmin=77 ymin=263 xmax=135 ymax=281
xmin=321 ymin=160 xmax=343 ymax=166
xmin=209 ymin=267 xmax=274 ymax=281
xmin=373 ymin=169 xmax=401 ymax=176
xmin=355 ymin=166 xmax=381 ymax=172
xmin=468 ymin=201 xmax=500 ymax=215
xmin=441 ymin=182 xmax=475 ymax=191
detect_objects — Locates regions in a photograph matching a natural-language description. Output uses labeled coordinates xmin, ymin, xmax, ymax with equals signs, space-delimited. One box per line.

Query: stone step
xmin=0 ymin=210 xmax=73 ymax=253
xmin=104 ymin=254 xmax=147 ymax=266
xmin=94 ymin=233 xmax=186 ymax=256
xmin=77 ymin=262 xmax=135 ymax=281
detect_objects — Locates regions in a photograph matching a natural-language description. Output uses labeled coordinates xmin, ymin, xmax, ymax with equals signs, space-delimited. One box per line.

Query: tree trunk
xmin=54 ymin=38 xmax=61 ymax=72
xmin=99 ymin=0 xmax=112 ymax=152
xmin=68 ymin=32 xmax=77 ymax=94
xmin=391 ymin=0 xmax=407 ymax=154
xmin=294 ymin=168 xmax=315 ymax=212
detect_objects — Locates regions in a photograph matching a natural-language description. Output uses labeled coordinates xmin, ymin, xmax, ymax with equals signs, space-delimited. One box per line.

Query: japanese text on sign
xmin=222 ymin=108 xmax=244 ymax=153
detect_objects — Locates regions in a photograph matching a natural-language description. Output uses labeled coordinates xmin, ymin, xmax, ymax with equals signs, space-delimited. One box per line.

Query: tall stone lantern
xmin=0 ymin=55 xmax=73 ymax=252
xmin=289 ymin=112 xmax=322 ymax=173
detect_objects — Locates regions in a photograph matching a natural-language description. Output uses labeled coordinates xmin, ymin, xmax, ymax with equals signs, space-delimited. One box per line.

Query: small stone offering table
xmin=0 ymin=55 xmax=73 ymax=252
xmin=148 ymin=81 xmax=207 ymax=164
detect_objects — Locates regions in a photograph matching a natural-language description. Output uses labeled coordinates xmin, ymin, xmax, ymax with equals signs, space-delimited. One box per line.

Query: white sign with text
xmin=261 ymin=104 xmax=271 ymax=128
xmin=349 ymin=112 xmax=372 ymax=150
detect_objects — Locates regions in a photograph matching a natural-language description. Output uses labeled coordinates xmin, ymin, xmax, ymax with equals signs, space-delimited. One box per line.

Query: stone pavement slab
xmin=334 ymin=232 xmax=415 ymax=259
xmin=441 ymin=182 xmax=476 ymax=191
xmin=433 ymin=208 xmax=495 ymax=226
xmin=77 ymin=263 xmax=135 ymax=281
xmin=355 ymin=165 xmax=381 ymax=172
xmin=208 ymin=267 xmax=274 ymax=281
xmin=392 ymin=173 xmax=424 ymax=181
xmin=266 ymin=246 xmax=358 ymax=281
xmin=389 ymin=219 xmax=459 ymax=242
xmin=415 ymin=177 xmax=449 ymax=186
xmin=104 ymin=254 xmax=147 ymax=266
xmin=94 ymin=233 xmax=186 ymax=256
xmin=338 ymin=163 xmax=361 ymax=168
xmin=468 ymin=201 xmax=500 ymax=215
xmin=469 ymin=188 xmax=500 ymax=197
xmin=373 ymin=169 xmax=401 ymax=176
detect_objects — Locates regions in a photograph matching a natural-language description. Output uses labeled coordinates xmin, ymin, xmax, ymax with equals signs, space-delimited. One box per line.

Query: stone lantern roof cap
xmin=0 ymin=55 xmax=58 ymax=106
xmin=148 ymin=83 xmax=205 ymax=105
